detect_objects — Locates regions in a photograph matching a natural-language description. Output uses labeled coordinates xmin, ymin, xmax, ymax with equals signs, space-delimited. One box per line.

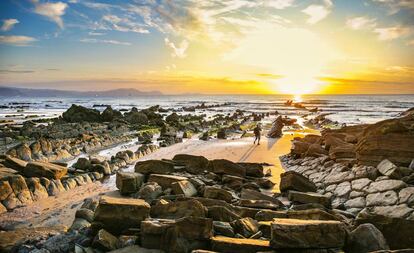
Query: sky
xmin=0 ymin=0 xmax=413 ymax=95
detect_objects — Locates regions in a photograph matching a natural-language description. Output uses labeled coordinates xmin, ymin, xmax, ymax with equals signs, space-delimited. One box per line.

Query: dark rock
xmin=150 ymin=199 xmax=206 ymax=219
xmin=211 ymin=236 xmax=270 ymax=253
xmin=172 ymin=154 xmax=209 ymax=174
xmin=62 ymin=104 xmax=101 ymax=122
xmin=135 ymin=160 xmax=175 ymax=174
xmin=345 ymin=223 xmax=389 ymax=253
xmin=204 ymin=186 xmax=234 ymax=203
xmin=116 ymin=172 xmax=144 ymax=195
xmin=288 ymin=190 xmax=331 ymax=208
xmin=280 ymin=171 xmax=317 ymax=193
xmin=93 ymin=229 xmax=119 ymax=251
xmin=207 ymin=159 xmax=246 ymax=178
xmin=25 ymin=161 xmax=68 ymax=179
xmin=267 ymin=116 xmax=283 ymax=138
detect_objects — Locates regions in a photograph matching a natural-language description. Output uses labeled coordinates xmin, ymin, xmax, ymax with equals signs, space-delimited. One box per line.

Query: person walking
xmin=253 ymin=124 xmax=262 ymax=145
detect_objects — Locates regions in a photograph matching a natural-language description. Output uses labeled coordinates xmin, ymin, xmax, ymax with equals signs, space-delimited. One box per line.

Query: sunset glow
xmin=0 ymin=0 xmax=413 ymax=94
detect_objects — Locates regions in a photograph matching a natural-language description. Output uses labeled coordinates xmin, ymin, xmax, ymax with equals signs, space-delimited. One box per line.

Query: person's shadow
xmin=267 ymin=136 xmax=279 ymax=150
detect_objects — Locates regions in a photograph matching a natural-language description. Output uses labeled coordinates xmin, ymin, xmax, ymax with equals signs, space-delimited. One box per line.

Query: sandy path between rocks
xmin=0 ymin=132 xmax=312 ymax=230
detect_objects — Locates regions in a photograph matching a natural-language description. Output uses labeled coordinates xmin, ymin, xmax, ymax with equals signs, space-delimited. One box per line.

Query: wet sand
xmin=0 ymin=132 xmax=314 ymax=230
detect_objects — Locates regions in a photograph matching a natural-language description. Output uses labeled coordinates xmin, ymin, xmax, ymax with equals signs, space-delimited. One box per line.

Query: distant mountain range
xmin=0 ymin=86 xmax=163 ymax=97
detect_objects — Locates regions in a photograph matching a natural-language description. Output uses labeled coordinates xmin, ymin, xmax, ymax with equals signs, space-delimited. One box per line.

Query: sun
xmin=272 ymin=76 xmax=324 ymax=95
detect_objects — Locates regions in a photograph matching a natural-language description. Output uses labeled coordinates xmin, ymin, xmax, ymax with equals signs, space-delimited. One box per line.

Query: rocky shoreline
xmin=0 ymin=103 xmax=413 ymax=252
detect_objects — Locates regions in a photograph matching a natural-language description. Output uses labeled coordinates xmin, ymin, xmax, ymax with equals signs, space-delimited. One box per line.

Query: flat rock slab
xmin=134 ymin=160 xmax=175 ymax=174
xmin=270 ymin=218 xmax=347 ymax=249
xmin=280 ymin=171 xmax=317 ymax=193
xmin=211 ymin=236 xmax=270 ymax=253
xmin=25 ymin=161 xmax=68 ymax=179
xmin=94 ymin=196 xmax=150 ymax=234
xmin=288 ymin=191 xmax=331 ymax=207
xmin=107 ymin=245 xmax=164 ymax=253
xmin=148 ymin=174 xmax=188 ymax=189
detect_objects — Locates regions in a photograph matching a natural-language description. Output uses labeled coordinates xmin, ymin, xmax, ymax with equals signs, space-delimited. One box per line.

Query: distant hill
xmin=0 ymin=86 xmax=163 ymax=97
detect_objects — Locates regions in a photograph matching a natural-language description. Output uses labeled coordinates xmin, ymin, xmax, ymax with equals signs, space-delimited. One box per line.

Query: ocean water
xmin=0 ymin=94 xmax=413 ymax=126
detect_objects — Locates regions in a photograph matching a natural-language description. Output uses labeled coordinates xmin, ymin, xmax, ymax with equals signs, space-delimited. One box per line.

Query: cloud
xmin=346 ymin=16 xmax=377 ymax=30
xmin=302 ymin=5 xmax=331 ymax=24
xmin=79 ymin=38 xmax=131 ymax=46
xmin=1 ymin=19 xmax=19 ymax=31
xmin=372 ymin=0 xmax=414 ymax=14
xmin=88 ymin=31 xmax=105 ymax=36
xmin=164 ymin=38 xmax=189 ymax=58
xmin=101 ymin=14 xmax=149 ymax=34
xmin=264 ymin=0 xmax=295 ymax=9
xmin=0 ymin=69 xmax=35 ymax=74
xmin=374 ymin=26 xmax=411 ymax=40
xmin=32 ymin=1 xmax=68 ymax=29
xmin=0 ymin=35 xmax=37 ymax=46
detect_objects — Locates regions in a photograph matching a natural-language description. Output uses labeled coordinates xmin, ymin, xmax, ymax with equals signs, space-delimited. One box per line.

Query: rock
xmin=367 ymin=179 xmax=406 ymax=193
xmin=26 ymin=177 xmax=49 ymax=201
xmin=351 ymin=178 xmax=372 ymax=191
xmin=366 ymin=191 xmax=398 ymax=206
xmin=270 ymin=218 xmax=347 ymax=248
xmin=237 ymin=163 xmax=264 ymax=178
xmin=125 ymin=110 xmax=148 ymax=125
xmin=107 ymin=245 xmax=164 ymax=253
xmin=255 ymin=208 xmax=339 ymax=221
xmin=267 ymin=116 xmax=283 ymax=138
xmin=3 ymin=156 xmax=27 ymax=173
xmin=0 ymin=202 xmax=6 ymax=214
xmin=356 ymin=209 xmax=414 ymax=249
xmin=213 ymin=221 xmax=235 ymax=237
xmin=279 ymin=171 xmax=317 ymax=193
xmin=150 ymin=199 xmax=206 ymax=219
xmin=211 ymin=236 xmax=270 ymax=253
xmin=345 ymin=223 xmax=389 ymax=253
xmin=288 ymin=190 xmax=331 ymax=208
xmin=135 ymin=160 xmax=175 ymax=174
xmin=239 ymin=199 xmax=281 ymax=210
xmin=0 ymin=180 xmax=14 ymax=202
xmin=173 ymin=154 xmax=209 ymax=174
xmin=9 ymin=175 xmax=33 ymax=204
xmin=356 ymin=115 xmax=414 ymax=166
xmin=217 ymin=128 xmax=227 ymax=139
xmin=344 ymin=197 xmax=366 ymax=209
xmin=231 ymin=217 xmax=259 ymax=238
xmin=171 ymin=180 xmax=197 ymax=197
xmin=378 ymin=159 xmax=402 ymax=179
xmin=140 ymin=219 xmax=176 ymax=249
xmin=91 ymin=163 xmax=111 ymax=175
xmin=148 ymin=174 xmax=188 ymax=189
xmin=94 ymin=196 xmax=150 ymax=234
xmin=136 ymin=182 xmax=163 ymax=202
xmin=25 ymin=161 xmax=68 ymax=179
xmin=207 ymin=205 xmax=241 ymax=222
xmin=116 ymin=172 xmax=144 ymax=195
xmin=370 ymin=204 xmax=413 ymax=219
xmin=333 ymin=181 xmax=351 ymax=197
xmin=73 ymin=157 xmax=91 ymax=171
xmin=70 ymin=218 xmax=91 ymax=231
xmin=207 ymin=159 xmax=246 ymax=178
xmin=93 ymin=229 xmax=119 ymax=251
xmin=204 ymin=186 xmax=234 ymax=203
xmin=62 ymin=104 xmax=101 ymax=122
xmin=101 ymin=106 xmax=122 ymax=122
xmin=160 ymin=124 xmax=177 ymax=137
xmin=399 ymin=187 xmax=414 ymax=206
xmin=75 ymin=208 xmax=95 ymax=222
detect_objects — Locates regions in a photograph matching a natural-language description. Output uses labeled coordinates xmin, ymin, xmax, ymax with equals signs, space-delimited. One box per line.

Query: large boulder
xmin=288 ymin=191 xmax=331 ymax=208
xmin=279 ymin=171 xmax=317 ymax=193
xmin=116 ymin=172 xmax=144 ymax=195
xmin=377 ymin=159 xmax=402 ymax=179
xmin=3 ymin=156 xmax=27 ymax=174
xmin=94 ymin=196 xmax=150 ymax=234
xmin=171 ymin=180 xmax=197 ymax=197
xmin=267 ymin=116 xmax=283 ymax=138
xmin=207 ymin=159 xmax=246 ymax=178
xmin=25 ymin=162 xmax=67 ymax=179
xmin=62 ymin=104 xmax=101 ymax=122
xmin=345 ymin=223 xmax=389 ymax=253
xmin=101 ymin=106 xmax=122 ymax=122
xmin=150 ymin=199 xmax=206 ymax=219
xmin=135 ymin=160 xmax=175 ymax=174
xmin=172 ymin=154 xmax=209 ymax=174
xmin=124 ymin=108 xmax=149 ymax=125
xmin=355 ymin=116 xmax=414 ymax=166
xmin=270 ymin=218 xmax=347 ymax=248
xmin=147 ymin=174 xmax=187 ymax=189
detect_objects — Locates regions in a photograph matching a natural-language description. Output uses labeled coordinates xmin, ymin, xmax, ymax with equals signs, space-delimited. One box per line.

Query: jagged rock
xmin=26 ymin=177 xmax=48 ymax=201
xmin=150 ymin=199 xmax=206 ymax=219
xmin=207 ymin=206 xmax=241 ymax=222
xmin=0 ymin=202 xmax=6 ymax=214
xmin=160 ymin=124 xmax=177 ymax=137
xmin=148 ymin=174 xmax=188 ymax=189
xmin=207 ymin=159 xmax=246 ymax=178
xmin=345 ymin=223 xmax=389 ymax=253
xmin=124 ymin=110 xmax=148 ymax=125
xmin=288 ymin=190 xmax=331 ymax=207
xmin=172 ymin=154 xmax=209 ymax=174
xmin=356 ymin=209 xmax=414 ymax=249
xmin=136 ymin=182 xmax=163 ymax=202
xmin=231 ymin=217 xmax=259 ymax=238
xmin=378 ymin=159 xmax=403 ymax=179
xmin=204 ymin=186 xmax=234 ymax=203
xmin=213 ymin=221 xmax=235 ymax=237
xmin=70 ymin=218 xmax=91 ymax=231
xmin=267 ymin=116 xmax=283 ymax=138
xmin=171 ymin=180 xmax=197 ymax=197
xmin=62 ymin=104 xmax=101 ymax=122
xmin=399 ymin=187 xmax=414 ymax=206
xmin=75 ymin=208 xmax=95 ymax=222
xmin=3 ymin=156 xmax=27 ymax=173
xmin=9 ymin=175 xmax=33 ymax=205
xmin=239 ymin=199 xmax=281 ymax=210
xmin=91 ymin=163 xmax=111 ymax=175
xmin=101 ymin=106 xmax=122 ymax=122
xmin=255 ymin=208 xmax=339 ymax=221
xmin=93 ymin=229 xmax=119 ymax=251
xmin=116 ymin=172 xmax=144 ymax=195
xmin=279 ymin=171 xmax=317 ymax=193
xmin=25 ymin=161 xmax=68 ymax=179
xmin=270 ymin=218 xmax=347 ymax=248
xmin=94 ymin=196 xmax=150 ymax=234
xmin=135 ymin=160 xmax=175 ymax=174
xmin=47 ymin=179 xmax=65 ymax=196
xmin=211 ymin=236 xmax=270 ymax=253
xmin=0 ymin=180 xmax=14 ymax=202
xmin=356 ymin=115 xmax=414 ymax=166
xmin=73 ymin=158 xmax=91 ymax=170
xmin=237 ymin=163 xmax=264 ymax=178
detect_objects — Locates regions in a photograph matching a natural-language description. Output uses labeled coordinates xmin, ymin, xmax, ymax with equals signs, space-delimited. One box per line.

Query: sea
xmin=1 ymin=94 xmax=413 ymax=126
